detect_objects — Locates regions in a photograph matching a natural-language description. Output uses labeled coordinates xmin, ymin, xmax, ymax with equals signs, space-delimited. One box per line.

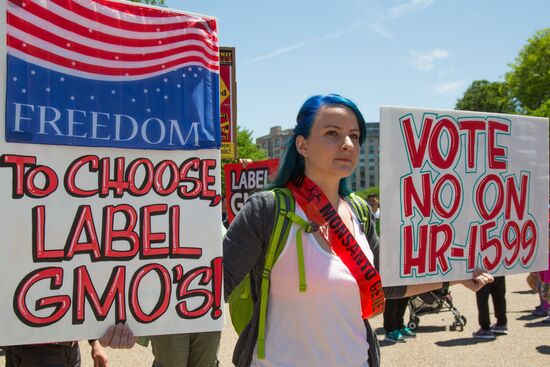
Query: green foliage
xmin=129 ymin=0 xmax=166 ymax=6
xmin=506 ymin=28 xmax=550 ymax=112
xmin=234 ymin=126 xmax=268 ymax=161
xmin=455 ymin=80 xmax=516 ymax=114
xmin=355 ymin=186 xmax=379 ymax=200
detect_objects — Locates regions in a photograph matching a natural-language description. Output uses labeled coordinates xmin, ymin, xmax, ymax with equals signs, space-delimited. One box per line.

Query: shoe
xmin=472 ymin=328 xmax=495 ymax=339
xmin=385 ymin=330 xmax=407 ymax=343
xmin=400 ymin=326 xmax=416 ymax=338
xmin=542 ymin=316 xmax=550 ymax=324
xmin=490 ymin=324 xmax=508 ymax=335
xmin=532 ymin=307 xmax=549 ymax=317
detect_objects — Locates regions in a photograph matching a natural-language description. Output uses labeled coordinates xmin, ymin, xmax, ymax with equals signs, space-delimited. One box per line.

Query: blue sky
xmin=165 ymin=0 xmax=550 ymax=138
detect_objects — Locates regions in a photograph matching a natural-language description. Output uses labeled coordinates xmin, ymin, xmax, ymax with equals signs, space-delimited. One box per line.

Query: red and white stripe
xmin=7 ymin=0 xmax=219 ymax=81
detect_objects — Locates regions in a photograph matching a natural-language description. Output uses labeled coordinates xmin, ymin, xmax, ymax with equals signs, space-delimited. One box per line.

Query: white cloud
xmin=370 ymin=0 xmax=435 ymax=38
xmin=388 ymin=0 xmax=435 ymax=19
xmin=435 ymin=80 xmax=465 ymax=94
xmin=370 ymin=21 xmax=392 ymax=38
xmin=408 ymin=49 xmax=449 ymax=71
xmin=244 ymin=22 xmax=361 ymax=65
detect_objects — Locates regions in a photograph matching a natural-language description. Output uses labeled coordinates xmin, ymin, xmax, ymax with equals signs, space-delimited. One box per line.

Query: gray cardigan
xmin=224 ymin=191 xmax=406 ymax=367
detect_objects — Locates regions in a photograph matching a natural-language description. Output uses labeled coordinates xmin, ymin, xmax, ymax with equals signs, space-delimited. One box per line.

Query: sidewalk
xmin=2 ymin=273 xmax=548 ymax=366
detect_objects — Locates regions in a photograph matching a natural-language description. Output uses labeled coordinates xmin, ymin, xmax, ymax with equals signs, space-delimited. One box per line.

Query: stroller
xmin=406 ymin=287 xmax=467 ymax=331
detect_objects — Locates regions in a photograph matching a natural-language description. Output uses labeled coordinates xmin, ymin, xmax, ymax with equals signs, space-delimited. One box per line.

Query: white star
xmin=199 ymin=67 xmax=203 ymax=71
xmin=182 ymin=74 xmax=186 ymax=78
xmin=131 ymin=98 xmax=136 ymax=102
xmin=144 ymin=89 xmax=148 ymax=93
xmin=146 ymin=108 xmax=151 ymax=112
xmin=163 ymin=78 xmax=168 ymax=83
xmin=112 ymin=90 xmax=116 ymax=94
xmin=30 ymin=70 xmax=36 ymax=75
xmin=12 ymin=77 xmax=17 ymax=82
xmin=46 ymin=87 xmax=51 ymax=92
xmin=70 ymin=96 xmax=75 ymax=100
xmin=90 ymin=95 xmax=95 ymax=100
xmin=22 ymin=89 xmax=26 ymax=94
xmin=188 ymin=67 xmax=192 ymax=71
xmin=156 ymin=88 xmax=160 ymax=92
xmin=164 ymin=95 xmax=168 ymax=100
xmin=177 ymin=84 xmax=181 ymax=88
xmin=194 ymin=73 xmax=198 ymax=78
xmin=60 ymin=77 xmax=65 ymax=82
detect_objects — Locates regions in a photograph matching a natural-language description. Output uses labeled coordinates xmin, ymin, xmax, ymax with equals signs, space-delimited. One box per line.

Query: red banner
xmin=224 ymin=159 xmax=279 ymax=223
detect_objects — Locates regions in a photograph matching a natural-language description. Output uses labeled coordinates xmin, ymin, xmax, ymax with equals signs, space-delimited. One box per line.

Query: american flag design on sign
xmin=6 ymin=0 xmax=220 ymax=150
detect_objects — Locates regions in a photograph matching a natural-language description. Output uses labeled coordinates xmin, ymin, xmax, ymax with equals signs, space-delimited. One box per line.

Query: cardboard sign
xmin=224 ymin=159 xmax=279 ymax=223
xmin=0 ymin=0 xmax=223 ymax=345
xmin=380 ymin=106 xmax=549 ymax=286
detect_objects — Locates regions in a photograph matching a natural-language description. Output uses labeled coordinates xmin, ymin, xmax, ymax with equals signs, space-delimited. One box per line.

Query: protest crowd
xmin=1 ymin=1 xmax=549 ymax=367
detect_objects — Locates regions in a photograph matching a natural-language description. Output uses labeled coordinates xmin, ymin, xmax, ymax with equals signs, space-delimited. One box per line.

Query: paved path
xmin=2 ymin=273 xmax=549 ymax=366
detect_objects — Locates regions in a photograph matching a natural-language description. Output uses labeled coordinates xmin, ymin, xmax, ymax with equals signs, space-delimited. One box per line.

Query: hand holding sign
xmin=99 ymin=323 xmax=135 ymax=349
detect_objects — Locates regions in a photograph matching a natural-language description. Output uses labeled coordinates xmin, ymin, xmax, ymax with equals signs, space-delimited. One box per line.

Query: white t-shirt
xmin=251 ymin=203 xmax=374 ymax=367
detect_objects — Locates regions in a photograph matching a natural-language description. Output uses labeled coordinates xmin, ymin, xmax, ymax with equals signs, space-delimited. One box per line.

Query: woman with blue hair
xmin=223 ymin=94 xmax=493 ymax=367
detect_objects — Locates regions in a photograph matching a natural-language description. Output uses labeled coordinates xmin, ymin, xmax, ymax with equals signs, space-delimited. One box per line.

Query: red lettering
xmin=73 ymin=266 xmax=126 ymax=324
xmin=14 ymin=267 xmax=70 ymax=326
xmin=401 ymin=117 xmax=433 ymax=168
xmin=429 ymin=224 xmax=452 ymax=273
xmin=428 ymin=118 xmax=459 ymax=169
xmin=102 ymin=205 xmax=140 ymax=259
xmin=129 ymin=264 xmax=171 ymax=323
xmin=458 ymin=120 xmax=485 ymax=169
xmin=65 ymin=205 xmax=101 ymax=260
xmin=505 ymin=174 xmax=528 ymax=220
xmin=487 ymin=120 xmax=510 ymax=170
xmin=0 ymin=154 xmax=36 ymax=198
xmin=64 ymin=155 xmax=99 ymax=197
xmin=475 ymin=174 xmax=504 ymax=220
xmin=403 ymin=173 xmax=432 ymax=217
xmin=403 ymin=225 xmax=427 ymax=276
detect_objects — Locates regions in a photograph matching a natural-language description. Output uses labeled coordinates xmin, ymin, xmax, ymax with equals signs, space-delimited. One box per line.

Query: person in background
xmin=4 ymin=323 xmax=135 ymax=367
xmin=533 ymin=218 xmax=550 ymax=323
xmin=473 ymin=276 xmax=508 ymax=339
xmin=366 ymin=193 xmax=380 ymax=220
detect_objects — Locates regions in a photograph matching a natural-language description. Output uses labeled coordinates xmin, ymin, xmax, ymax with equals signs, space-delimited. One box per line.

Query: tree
xmin=455 ymin=80 xmax=516 ymax=114
xmin=506 ymin=28 xmax=550 ymax=114
xmin=233 ymin=126 xmax=268 ymax=161
xmin=129 ymin=0 xmax=166 ymax=6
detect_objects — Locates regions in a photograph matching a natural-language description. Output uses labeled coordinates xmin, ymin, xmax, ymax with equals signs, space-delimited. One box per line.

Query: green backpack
xmin=227 ymin=188 xmax=371 ymax=359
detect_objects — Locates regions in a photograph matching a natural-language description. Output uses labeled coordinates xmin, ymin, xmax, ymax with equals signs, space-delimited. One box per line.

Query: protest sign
xmin=220 ymin=47 xmax=237 ymax=160
xmin=224 ymin=159 xmax=279 ymax=223
xmin=0 ymin=0 xmax=223 ymax=345
xmin=380 ymin=106 xmax=549 ymax=287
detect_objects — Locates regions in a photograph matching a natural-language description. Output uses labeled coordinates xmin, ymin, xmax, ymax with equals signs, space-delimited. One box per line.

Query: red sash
xmin=287 ymin=176 xmax=385 ymax=319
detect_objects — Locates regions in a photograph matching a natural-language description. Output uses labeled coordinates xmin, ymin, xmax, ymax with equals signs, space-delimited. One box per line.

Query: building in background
xmin=256 ymin=123 xmax=380 ymax=191
xmin=348 ymin=122 xmax=380 ymax=191
xmin=256 ymin=125 xmax=293 ymax=160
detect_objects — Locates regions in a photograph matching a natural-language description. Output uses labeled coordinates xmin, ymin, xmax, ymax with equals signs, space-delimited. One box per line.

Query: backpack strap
xmin=345 ymin=193 xmax=371 ymax=234
xmin=257 ymin=188 xmax=311 ymax=359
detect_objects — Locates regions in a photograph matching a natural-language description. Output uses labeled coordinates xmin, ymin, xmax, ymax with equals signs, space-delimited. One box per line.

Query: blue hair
xmin=269 ymin=94 xmax=367 ymax=196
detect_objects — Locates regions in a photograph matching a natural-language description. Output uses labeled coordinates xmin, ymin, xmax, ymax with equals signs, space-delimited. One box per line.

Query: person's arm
xmin=89 ymin=339 xmax=108 ymax=367
xmin=401 ymin=269 xmax=494 ymax=297
xmin=223 ymin=191 xmax=274 ymax=299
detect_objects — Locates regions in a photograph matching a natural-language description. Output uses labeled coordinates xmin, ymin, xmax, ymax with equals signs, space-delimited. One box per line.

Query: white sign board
xmin=0 ymin=0 xmax=223 ymax=345
xmin=380 ymin=106 xmax=549 ymax=287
